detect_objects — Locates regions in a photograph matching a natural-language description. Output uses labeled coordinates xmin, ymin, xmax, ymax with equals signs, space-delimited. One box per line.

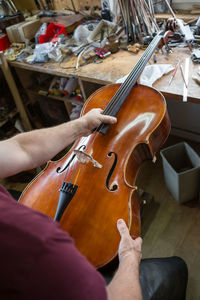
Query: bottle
xmin=76 ymin=94 xmax=83 ymax=102
xmin=63 ymin=77 xmax=78 ymax=96
xmin=59 ymin=77 xmax=68 ymax=92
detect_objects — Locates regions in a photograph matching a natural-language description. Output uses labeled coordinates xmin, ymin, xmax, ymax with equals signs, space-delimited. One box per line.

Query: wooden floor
xmin=2 ymin=134 xmax=200 ymax=300
xmin=136 ymin=135 xmax=200 ymax=300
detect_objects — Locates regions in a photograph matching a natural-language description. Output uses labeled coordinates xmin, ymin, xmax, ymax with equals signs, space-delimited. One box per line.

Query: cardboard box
xmin=6 ymin=20 xmax=41 ymax=43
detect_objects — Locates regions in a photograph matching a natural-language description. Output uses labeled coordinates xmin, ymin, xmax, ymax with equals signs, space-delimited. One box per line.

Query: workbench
xmin=2 ymin=46 xmax=200 ymax=140
xmin=10 ymin=47 xmax=199 ymax=101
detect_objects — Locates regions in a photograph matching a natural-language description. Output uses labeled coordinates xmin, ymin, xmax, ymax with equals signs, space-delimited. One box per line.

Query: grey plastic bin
xmin=160 ymin=142 xmax=200 ymax=204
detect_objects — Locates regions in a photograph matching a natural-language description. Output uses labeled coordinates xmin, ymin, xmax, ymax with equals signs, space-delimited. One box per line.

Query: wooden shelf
xmin=26 ymin=88 xmax=83 ymax=106
xmin=155 ymin=13 xmax=198 ymax=23
xmin=47 ymin=94 xmax=83 ymax=106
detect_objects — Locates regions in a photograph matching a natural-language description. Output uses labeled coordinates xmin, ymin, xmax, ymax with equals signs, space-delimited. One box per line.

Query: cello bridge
xmin=74 ymin=150 xmax=102 ymax=168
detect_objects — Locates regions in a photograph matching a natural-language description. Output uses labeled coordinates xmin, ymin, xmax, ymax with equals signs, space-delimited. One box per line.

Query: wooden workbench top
xmin=10 ymin=47 xmax=200 ymax=103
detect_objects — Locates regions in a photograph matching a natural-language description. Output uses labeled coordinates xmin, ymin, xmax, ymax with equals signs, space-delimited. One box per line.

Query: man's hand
xmin=0 ymin=108 xmax=116 ymax=178
xmin=80 ymin=108 xmax=117 ymax=136
xmin=106 ymin=219 xmax=142 ymax=300
xmin=117 ymin=219 xmax=142 ymax=265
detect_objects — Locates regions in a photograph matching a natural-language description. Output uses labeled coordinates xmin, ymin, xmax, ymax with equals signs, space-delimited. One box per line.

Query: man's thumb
xmin=117 ymin=219 xmax=129 ymax=237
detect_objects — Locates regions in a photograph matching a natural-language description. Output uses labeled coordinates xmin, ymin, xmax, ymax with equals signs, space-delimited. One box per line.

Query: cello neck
xmin=98 ymin=32 xmax=163 ymax=134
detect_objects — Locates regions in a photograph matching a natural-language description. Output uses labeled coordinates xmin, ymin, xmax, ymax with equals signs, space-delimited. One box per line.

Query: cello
xmin=20 ymin=31 xmax=171 ymax=268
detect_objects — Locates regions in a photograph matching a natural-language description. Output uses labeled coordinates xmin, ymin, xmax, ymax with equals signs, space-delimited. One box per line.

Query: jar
xmin=106 ymin=34 xmax=119 ymax=53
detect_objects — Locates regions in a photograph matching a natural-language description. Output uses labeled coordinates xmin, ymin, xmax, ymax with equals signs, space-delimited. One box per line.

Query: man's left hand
xmin=81 ymin=108 xmax=117 ymax=136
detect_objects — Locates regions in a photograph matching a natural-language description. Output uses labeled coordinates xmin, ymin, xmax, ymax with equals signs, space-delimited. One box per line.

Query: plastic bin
xmin=160 ymin=142 xmax=200 ymax=204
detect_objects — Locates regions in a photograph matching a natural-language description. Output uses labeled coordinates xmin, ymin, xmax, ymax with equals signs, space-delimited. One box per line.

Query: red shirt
xmin=0 ymin=184 xmax=107 ymax=300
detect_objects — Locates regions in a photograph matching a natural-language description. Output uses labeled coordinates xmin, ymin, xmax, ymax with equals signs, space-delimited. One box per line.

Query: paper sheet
xmin=116 ymin=64 xmax=174 ymax=86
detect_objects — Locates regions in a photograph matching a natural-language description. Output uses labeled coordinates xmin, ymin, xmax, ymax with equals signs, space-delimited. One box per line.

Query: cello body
xmin=20 ymin=83 xmax=170 ymax=268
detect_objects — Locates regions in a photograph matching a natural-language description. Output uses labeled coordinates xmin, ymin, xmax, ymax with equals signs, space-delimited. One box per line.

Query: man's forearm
xmin=0 ymin=109 xmax=116 ymax=178
xmin=106 ymin=256 xmax=142 ymax=300
xmin=15 ymin=118 xmax=86 ymax=168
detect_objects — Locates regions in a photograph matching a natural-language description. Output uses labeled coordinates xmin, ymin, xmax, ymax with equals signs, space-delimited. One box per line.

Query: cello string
xmin=73 ymin=168 xmax=81 ymax=186
xmin=104 ymin=34 xmax=161 ymax=114
xmin=61 ymin=34 xmax=162 ymax=184
xmin=73 ymin=36 xmax=161 ymax=157
xmin=102 ymin=34 xmax=161 ymax=117
xmin=76 ymin=35 xmax=161 ymax=145
xmin=69 ymin=163 xmax=78 ymax=183
xmin=103 ymin=34 xmax=161 ymax=116
xmin=94 ymin=36 xmax=161 ymax=134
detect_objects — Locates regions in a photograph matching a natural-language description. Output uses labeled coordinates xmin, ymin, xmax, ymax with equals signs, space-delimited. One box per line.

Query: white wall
xmin=172 ymin=0 xmax=200 ymax=10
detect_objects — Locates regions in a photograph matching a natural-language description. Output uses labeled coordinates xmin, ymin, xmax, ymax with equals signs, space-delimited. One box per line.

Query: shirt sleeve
xmin=25 ymin=223 xmax=107 ymax=300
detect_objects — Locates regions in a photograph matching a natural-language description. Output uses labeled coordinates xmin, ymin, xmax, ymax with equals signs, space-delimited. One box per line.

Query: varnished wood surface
xmin=10 ymin=47 xmax=200 ymax=102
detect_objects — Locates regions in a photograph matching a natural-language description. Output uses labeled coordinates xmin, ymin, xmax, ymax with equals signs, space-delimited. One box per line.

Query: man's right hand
xmin=106 ymin=219 xmax=143 ymax=300
xmin=117 ymin=219 xmax=142 ymax=265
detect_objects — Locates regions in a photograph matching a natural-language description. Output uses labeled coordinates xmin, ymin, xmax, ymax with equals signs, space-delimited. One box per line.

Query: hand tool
xmin=168 ymin=59 xmax=180 ymax=85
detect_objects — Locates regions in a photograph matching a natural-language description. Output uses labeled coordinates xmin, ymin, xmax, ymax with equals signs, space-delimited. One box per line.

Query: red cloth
xmin=0 ymin=184 xmax=107 ymax=300
xmin=38 ymin=22 xmax=67 ymax=44
xmin=0 ymin=34 xmax=10 ymax=51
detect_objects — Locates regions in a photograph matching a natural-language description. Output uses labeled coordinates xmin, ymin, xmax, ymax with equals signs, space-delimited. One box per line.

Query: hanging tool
xmin=168 ymin=59 xmax=180 ymax=85
xmin=70 ymin=0 xmax=77 ymax=13
xmin=163 ymin=0 xmax=194 ymax=51
xmin=38 ymin=0 xmax=45 ymax=9
xmin=7 ymin=0 xmax=17 ymax=13
xmin=34 ymin=0 xmax=41 ymax=10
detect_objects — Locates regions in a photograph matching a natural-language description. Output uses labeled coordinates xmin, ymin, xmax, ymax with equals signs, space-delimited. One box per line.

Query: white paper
xmin=116 ymin=64 xmax=174 ymax=86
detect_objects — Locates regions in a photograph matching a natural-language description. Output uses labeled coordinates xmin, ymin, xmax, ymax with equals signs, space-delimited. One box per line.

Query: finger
xmin=117 ymin=219 xmax=130 ymax=238
xmin=94 ymin=108 xmax=103 ymax=113
xmin=100 ymin=114 xmax=117 ymax=124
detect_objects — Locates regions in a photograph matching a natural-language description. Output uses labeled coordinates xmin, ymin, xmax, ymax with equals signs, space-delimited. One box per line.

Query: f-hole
xmin=106 ymin=152 xmax=118 ymax=191
xmin=57 ymin=145 xmax=86 ymax=173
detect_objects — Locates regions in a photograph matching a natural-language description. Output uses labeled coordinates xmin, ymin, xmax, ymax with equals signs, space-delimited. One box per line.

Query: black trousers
xmin=99 ymin=256 xmax=188 ymax=300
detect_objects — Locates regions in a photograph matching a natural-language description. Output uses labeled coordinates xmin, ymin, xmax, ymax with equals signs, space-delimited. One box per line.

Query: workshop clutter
xmin=27 ymin=72 xmax=83 ymax=124
xmin=32 ymin=42 xmax=62 ymax=63
xmin=117 ymin=0 xmax=159 ymax=43
xmin=70 ymin=104 xmax=82 ymax=120
xmin=48 ymin=77 xmax=80 ymax=98
xmin=37 ymin=22 xmax=67 ymax=44
xmin=2 ymin=0 xmax=160 ymax=65
xmin=48 ymin=76 xmax=83 ymax=120
xmin=63 ymin=77 xmax=79 ymax=96
xmin=2 ymin=0 xmax=200 ymax=67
